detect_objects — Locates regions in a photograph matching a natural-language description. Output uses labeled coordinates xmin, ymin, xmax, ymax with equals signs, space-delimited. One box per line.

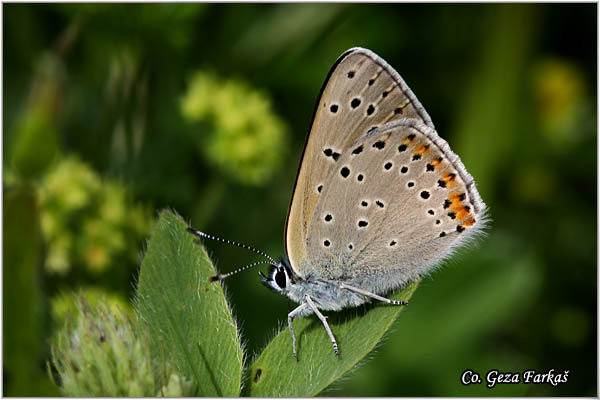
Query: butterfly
xmin=188 ymin=47 xmax=487 ymax=359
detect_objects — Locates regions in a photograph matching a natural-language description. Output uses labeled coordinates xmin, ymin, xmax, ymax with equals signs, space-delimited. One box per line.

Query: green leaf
xmin=135 ymin=210 xmax=243 ymax=396
xmin=244 ymin=280 xmax=419 ymax=397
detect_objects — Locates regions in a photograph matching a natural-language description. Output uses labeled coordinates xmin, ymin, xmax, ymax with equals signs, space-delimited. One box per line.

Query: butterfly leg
xmin=340 ymin=283 xmax=409 ymax=306
xmin=288 ymin=303 xmax=309 ymax=361
xmin=304 ymin=295 xmax=340 ymax=356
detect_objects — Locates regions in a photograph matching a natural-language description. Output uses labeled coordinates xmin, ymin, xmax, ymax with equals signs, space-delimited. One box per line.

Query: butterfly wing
xmin=305 ymin=119 xmax=487 ymax=294
xmin=286 ymin=48 xmax=435 ymax=276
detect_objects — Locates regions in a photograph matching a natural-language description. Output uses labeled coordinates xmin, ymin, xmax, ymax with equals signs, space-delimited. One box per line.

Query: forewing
xmin=286 ymin=48 xmax=434 ymax=276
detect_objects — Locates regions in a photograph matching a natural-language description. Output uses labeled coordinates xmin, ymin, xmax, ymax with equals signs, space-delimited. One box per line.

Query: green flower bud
xmin=50 ymin=296 xmax=166 ymax=396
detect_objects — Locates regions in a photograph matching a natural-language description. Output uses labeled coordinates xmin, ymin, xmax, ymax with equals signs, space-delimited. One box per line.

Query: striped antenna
xmin=209 ymin=260 xmax=275 ymax=282
xmin=186 ymin=227 xmax=278 ymax=281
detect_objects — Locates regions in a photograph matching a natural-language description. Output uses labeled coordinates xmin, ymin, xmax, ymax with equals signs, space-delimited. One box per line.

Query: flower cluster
xmin=38 ymin=156 xmax=151 ymax=275
xmin=180 ymin=71 xmax=288 ymax=185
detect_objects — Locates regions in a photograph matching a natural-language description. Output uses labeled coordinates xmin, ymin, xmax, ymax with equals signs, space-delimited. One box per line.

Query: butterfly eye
xmin=275 ymin=269 xmax=287 ymax=289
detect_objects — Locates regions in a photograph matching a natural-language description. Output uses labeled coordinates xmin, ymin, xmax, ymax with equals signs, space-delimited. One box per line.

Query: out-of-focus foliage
xmin=4 ymin=186 xmax=59 ymax=396
xmin=8 ymin=53 xmax=63 ymax=180
xmin=181 ymin=71 xmax=289 ymax=185
xmin=532 ymin=59 xmax=589 ymax=149
xmin=3 ymin=3 xmax=596 ymax=397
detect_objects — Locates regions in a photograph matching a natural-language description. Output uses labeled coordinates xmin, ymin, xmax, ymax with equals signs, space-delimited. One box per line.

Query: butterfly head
xmin=261 ymin=257 xmax=295 ymax=294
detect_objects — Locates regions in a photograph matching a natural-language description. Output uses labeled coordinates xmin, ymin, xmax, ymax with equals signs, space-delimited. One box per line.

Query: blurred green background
xmin=3 ymin=3 xmax=596 ymax=397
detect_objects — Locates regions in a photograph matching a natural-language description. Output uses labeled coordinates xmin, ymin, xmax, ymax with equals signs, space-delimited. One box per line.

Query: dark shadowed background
xmin=3 ymin=3 xmax=596 ymax=396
